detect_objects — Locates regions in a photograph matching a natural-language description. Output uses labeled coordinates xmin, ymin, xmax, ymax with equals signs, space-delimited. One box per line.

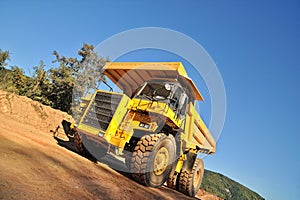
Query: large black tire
xmin=166 ymin=171 xmax=179 ymax=190
xmin=130 ymin=133 xmax=176 ymax=187
xmin=166 ymin=157 xmax=180 ymax=189
xmin=74 ymin=131 xmax=89 ymax=156
xmin=74 ymin=131 xmax=107 ymax=159
xmin=178 ymin=158 xmax=204 ymax=197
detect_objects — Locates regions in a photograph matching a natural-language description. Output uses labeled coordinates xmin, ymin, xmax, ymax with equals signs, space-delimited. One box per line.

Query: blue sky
xmin=1 ymin=1 xmax=300 ymax=199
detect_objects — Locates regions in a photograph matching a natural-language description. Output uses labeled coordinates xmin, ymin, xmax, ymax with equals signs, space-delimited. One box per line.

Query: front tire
xmin=74 ymin=130 xmax=89 ymax=155
xmin=74 ymin=131 xmax=107 ymax=159
xmin=130 ymin=133 xmax=176 ymax=187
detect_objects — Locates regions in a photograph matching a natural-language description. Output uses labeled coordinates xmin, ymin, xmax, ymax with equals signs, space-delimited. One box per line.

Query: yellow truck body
xmin=74 ymin=62 xmax=216 ymax=197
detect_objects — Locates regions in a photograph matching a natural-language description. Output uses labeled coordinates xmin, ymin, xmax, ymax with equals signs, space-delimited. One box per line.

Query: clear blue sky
xmin=1 ymin=1 xmax=299 ymax=199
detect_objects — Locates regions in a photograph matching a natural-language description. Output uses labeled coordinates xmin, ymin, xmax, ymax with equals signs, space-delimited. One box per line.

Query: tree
xmin=27 ymin=61 xmax=52 ymax=105
xmin=73 ymin=44 xmax=108 ymax=120
xmin=0 ymin=49 xmax=10 ymax=70
xmin=1 ymin=66 xmax=28 ymax=95
xmin=48 ymin=61 xmax=75 ymax=113
xmin=0 ymin=44 xmax=108 ymax=116
xmin=74 ymin=44 xmax=107 ymax=99
xmin=51 ymin=43 xmax=108 ymax=117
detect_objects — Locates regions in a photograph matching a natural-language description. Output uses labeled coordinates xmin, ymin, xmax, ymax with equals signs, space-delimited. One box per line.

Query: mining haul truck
xmin=71 ymin=62 xmax=216 ymax=197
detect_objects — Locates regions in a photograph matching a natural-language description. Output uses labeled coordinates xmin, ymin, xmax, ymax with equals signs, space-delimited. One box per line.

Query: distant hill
xmin=201 ymin=169 xmax=265 ymax=200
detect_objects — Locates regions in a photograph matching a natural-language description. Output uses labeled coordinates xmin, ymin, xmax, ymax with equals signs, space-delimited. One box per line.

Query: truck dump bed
xmin=103 ymin=62 xmax=203 ymax=101
xmin=185 ymin=103 xmax=216 ymax=154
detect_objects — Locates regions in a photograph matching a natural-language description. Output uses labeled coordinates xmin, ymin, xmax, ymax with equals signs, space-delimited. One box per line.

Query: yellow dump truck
xmin=73 ymin=62 xmax=216 ymax=197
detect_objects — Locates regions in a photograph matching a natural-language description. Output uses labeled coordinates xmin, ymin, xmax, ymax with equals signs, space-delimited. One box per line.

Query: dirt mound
xmin=0 ymin=90 xmax=222 ymax=200
xmin=0 ymin=90 xmax=73 ymax=135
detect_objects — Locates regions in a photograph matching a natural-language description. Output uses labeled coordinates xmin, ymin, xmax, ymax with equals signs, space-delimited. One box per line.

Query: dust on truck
xmin=73 ymin=62 xmax=216 ymax=197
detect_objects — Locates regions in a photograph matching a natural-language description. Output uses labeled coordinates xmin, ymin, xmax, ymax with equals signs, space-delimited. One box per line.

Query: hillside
xmin=0 ymin=90 xmax=264 ymax=199
xmin=201 ymin=170 xmax=264 ymax=200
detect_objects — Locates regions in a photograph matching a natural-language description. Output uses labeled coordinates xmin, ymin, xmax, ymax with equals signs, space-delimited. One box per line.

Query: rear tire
xmin=166 ymin=171 xmax=179 ymax=190
xmin=130 ymin=133 xmax=176 ymax=187
xmin=178 ymin=158 xmax=204 ymax=197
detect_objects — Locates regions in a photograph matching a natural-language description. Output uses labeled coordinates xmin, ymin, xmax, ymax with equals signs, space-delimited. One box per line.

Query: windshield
xmin=138 ymin=82 xmax=172 ymax=100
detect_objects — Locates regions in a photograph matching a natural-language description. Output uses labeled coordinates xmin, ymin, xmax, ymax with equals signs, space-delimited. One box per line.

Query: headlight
xmin=139 ymin=122 xmax=150 ymax=129
xmin=98 ymin=132 xmax=104 ymax=137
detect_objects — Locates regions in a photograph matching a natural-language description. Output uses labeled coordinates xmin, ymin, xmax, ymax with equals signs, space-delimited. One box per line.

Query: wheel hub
xmin=193 ymin=168 xmax=202 ymax=186
xmin=153 ymin=147 xmax=169 ymax=175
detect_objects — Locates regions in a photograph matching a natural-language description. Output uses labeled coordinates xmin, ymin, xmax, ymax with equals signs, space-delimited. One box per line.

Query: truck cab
xmin=134 ymin=80 xmax=188 ymax=119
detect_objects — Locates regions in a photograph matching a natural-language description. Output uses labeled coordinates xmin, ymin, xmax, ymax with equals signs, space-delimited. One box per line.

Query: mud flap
xmin=61 ymin=120 xmax=75 ymax=138
xmin=181 ymin=152 xmax=197 ymax=172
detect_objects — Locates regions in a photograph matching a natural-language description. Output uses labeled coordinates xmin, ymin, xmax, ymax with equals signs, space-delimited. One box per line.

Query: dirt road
xmin=0 ymin=91 xmax=221 ymax=200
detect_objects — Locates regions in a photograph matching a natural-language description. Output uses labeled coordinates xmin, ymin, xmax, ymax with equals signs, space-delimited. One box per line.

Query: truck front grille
xmin=81 ymin=91 xmax=122 ymax=131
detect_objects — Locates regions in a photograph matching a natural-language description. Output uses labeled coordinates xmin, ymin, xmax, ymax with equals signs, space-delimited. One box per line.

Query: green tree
xmin=1 ymin=66 xmax=28 ymax=95
xmin=0 ymin=44 xmax=107 ymax=116
xmin=51 ymin=43 xmax=108 ymax=116
xmin=48 ymin=61 xmax=75 ymax=113
xmin=0 ymin=49 xmax=10 ymax=70
xmin=27 ymin=61 xmax=52 ymax=105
